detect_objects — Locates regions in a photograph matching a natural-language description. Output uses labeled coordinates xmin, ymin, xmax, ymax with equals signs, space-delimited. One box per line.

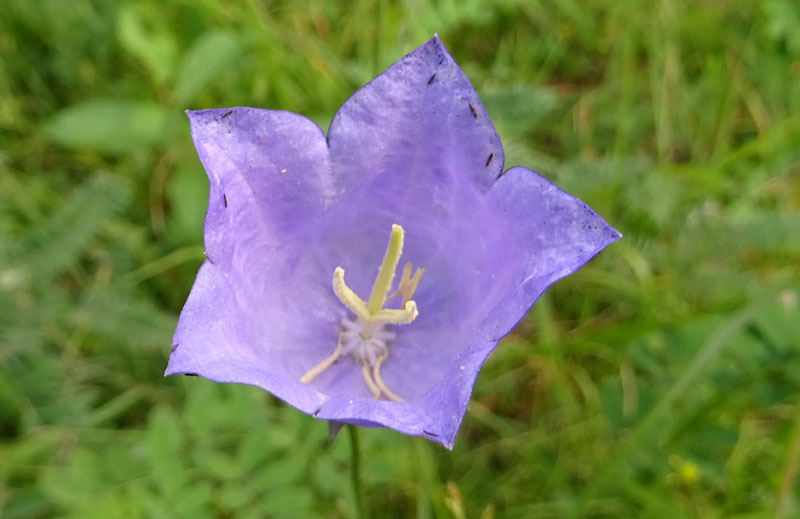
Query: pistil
xmin=300 ymin=224 xmax=424 ymax=401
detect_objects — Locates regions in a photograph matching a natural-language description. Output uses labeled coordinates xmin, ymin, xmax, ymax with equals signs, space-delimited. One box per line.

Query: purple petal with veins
xmin=166 ymin=35 xmax=620 ymax=448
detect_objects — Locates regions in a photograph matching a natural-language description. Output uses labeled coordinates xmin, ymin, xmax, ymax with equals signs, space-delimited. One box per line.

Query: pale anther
xmin=388 ymin=263 xmax=425 ymax=306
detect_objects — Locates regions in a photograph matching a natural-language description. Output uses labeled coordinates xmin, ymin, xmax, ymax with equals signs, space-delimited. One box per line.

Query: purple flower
xmin=166 ymin=36 xmax=620 ymax=448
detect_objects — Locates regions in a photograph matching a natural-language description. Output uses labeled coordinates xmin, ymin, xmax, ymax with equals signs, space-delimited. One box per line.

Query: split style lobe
xmin=166 ymin=35 xmax=620 ymax=448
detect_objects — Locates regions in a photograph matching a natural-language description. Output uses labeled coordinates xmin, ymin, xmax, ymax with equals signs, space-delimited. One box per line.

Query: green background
xmin=2 ymin=0 xmax=799 ymax=517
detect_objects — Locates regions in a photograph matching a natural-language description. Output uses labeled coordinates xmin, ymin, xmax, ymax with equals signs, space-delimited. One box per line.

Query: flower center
xmin=299 ymin=224 xmax=424 ymax=401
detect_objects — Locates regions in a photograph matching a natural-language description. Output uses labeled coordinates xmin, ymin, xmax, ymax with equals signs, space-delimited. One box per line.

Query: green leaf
xmin=166 ymin=163 xmax=208 ymax=245
xmin=146 ymin=406 xmax=186 ymax=497
xmin=218 ymin=483 xmax=254 ymax=510
xmin=16 ymin=174 xmax=129 ymax=282
xmin=173 ymin=31 xmax=242 ymax=106
xmin=236 ymin=425 xmax=277 ymax=472
xmin=40 ymin=448 xmax=101 ymax=509
xmin=251 ymin=454 xmax=305 ymax=489
xmin=195 ymin=451 xmax=242 ymax=481
xmin=259 ymin=486 xmax=314 ymax=515
xmin=172 ymin=482 xmax=213 ymax=519
xmin=481 ymin=83 xmax=560 ymax=133
xmin=44 ymin=100 xmax=171 ymax=154
xmin=116 ymin=5 xmax=177 ymax=86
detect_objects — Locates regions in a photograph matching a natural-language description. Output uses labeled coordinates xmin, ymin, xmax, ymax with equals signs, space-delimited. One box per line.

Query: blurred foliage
xmin=1 ymin=0 xmax=799 ymax=517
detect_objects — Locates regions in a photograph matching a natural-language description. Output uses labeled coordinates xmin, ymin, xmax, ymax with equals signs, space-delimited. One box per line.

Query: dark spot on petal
xmin=423 ymin=430 xmax=438 ymax=437
xmin=184 ymin=373 xmax=198 ymax=377
xmin=221 ymin=110 xmax=233 ymax=119
xmin=427 ymin=73 xmax=436 ymax=85
xmin=170 ymin=343 xmax=179 ymax=353
xmin=485 ymin=153 xmax=494 ymax=167
xmin=312 ymin=409 xmax=320 ymax=417
xmin=469 ymin=103 xmax=478 ymax=118
xmin=223 ymin=193 xmax=228 ymax=207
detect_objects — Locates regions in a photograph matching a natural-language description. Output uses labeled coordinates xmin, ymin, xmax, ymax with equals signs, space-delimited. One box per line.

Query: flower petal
xmin=166 ymin=261 xmax=326 ymax=414
xmin=186 ymin=107 xmax=333 ymax=266
xmin=171 ymin=108 xmax=344 ymax=413
xmin=314 ymin=167 xmax=621 ymax=448
xmin=170 ymin=39 xmax=621 ymax=448
xmin=327 ymin=35 xmax=504 ymax=204
xmin=313 ymin=335 xmax=494 ymax=449
xmin=478 ymin=166 xmax=622 ymax=339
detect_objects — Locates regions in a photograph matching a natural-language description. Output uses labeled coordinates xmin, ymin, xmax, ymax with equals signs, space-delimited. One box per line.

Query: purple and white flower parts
xmin=166 ymin=36 xmax=620 ymax=448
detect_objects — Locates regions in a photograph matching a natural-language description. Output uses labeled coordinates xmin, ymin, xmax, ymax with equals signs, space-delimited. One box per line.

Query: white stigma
xmin=340 ymin=317 xmax=396 ymax=366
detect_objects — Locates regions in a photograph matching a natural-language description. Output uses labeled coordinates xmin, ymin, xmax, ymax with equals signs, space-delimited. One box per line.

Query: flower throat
xmin=299 ymin=224 xmax=423 ymax=401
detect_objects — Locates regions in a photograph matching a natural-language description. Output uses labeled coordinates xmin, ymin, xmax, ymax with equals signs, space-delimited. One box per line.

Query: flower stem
xmin=348 ymin=424 xmax=368 ymax=519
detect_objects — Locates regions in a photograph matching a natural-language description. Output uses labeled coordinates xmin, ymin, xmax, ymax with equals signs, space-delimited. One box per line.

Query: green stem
xmin=414 ymin=438 xmax=433 ymax=519
xmin=348 ymin=425 xmax=367 ymax=519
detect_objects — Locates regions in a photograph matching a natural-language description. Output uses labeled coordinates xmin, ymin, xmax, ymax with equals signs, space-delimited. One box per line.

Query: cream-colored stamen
xmin=388 ymin=263 xmax=412 ymax=299
xmin=300 ymin=338 xmax=344 ymax=384
xmin=372 ymin=354 xmax=404 ymax=402
xmin=332 ymin=267 xmax=369 ymax=321
xmin=370 ymin=301 xmax=418 ymax=325
xmin=387 ymin=262 xmax=425 ymax=306
xmin=361 ymin=363 xmax=382 ymax=399
xmin=300 ymin=224 xmax=424 ymax=401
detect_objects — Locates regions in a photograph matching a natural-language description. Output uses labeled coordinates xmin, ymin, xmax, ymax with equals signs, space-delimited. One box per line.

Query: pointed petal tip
xmin=163 ymin=362 xmax=186 ymax=378
xmin=594 ymin=221 xmax=623 ymax=253
xmin=604 ymin=223 xmax=623 ymax=243
xmin=427 ymin=428 xmax=456 ymax=450
xmin=423 ymin=33 xmax=449 ymax=56
xmin=185 ymin=107 xmax=241 ymax=124
xmin=184 ymin=108 xmax=211 ymax=127
xmin=185 ymin=108 xmax=206 ymax=121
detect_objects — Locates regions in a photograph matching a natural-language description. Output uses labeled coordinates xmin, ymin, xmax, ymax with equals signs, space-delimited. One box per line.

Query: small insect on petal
xmin=427 ymin=73 xmax=437 ymax=85
xmin=469 ymin=103 xmax=478 ymax=118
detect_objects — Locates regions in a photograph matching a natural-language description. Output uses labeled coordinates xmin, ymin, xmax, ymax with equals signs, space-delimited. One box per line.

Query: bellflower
xmin=166 ymin=36 xmax=620 ymax=448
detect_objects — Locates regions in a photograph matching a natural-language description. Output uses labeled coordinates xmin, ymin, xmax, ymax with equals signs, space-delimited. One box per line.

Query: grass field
xmin=1 ymin=1 xmax=799 ymax=517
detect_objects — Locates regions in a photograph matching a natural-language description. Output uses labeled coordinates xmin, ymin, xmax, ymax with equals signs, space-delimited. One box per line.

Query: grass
xmin=1 ymin=0 xmax=799 ymax=517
